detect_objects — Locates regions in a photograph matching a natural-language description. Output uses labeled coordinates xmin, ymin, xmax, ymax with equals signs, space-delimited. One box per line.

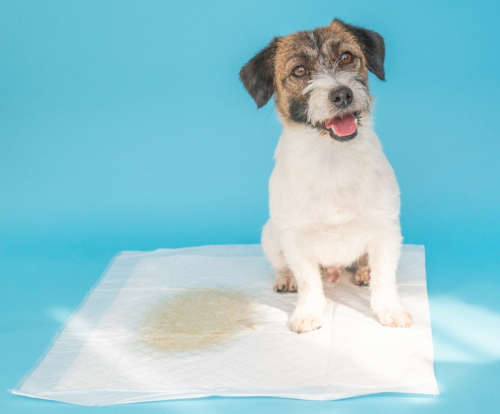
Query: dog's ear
xmin=334 ymin=19 xmax=386 ymax=81
xmin=239 ymin=38 xmax=279 ymax=108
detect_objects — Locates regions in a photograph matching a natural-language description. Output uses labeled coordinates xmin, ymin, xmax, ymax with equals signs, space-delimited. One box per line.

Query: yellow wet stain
xmin=141 ymin=289 xmax=255 ymax=353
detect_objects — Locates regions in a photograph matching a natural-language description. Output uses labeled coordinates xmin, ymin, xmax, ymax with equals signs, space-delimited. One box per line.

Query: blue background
xmin=1 ymin=0 xmax=499 ymax=413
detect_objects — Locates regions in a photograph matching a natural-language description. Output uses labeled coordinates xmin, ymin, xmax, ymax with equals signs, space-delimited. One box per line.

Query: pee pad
xmin=12 ymin=244 xmax=438 ymax=406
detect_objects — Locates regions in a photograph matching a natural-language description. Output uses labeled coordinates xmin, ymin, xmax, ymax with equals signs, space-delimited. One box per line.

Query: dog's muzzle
xmin=304 ymin=72 xmax=370 ymax=142
xmin=322 ymin=86 xmax=357 ymax=140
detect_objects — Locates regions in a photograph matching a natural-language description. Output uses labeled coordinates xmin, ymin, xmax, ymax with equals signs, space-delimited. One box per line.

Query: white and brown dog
xmin=240 ymin=19 xmax=412 ymax=333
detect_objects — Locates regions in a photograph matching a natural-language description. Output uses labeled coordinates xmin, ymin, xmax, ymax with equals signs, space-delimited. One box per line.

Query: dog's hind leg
xmin=261 ymin=221 xmax=297 ymax=292
xmin=352 ymin=253 xmax=371 ymax=286
xmin=273 ymin=268 xmax=297 ymax=293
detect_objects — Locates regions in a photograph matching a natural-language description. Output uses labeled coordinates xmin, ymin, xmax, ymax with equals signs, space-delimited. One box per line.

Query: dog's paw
xmin=321 ymin=266 xmax=341 ymax=283
xmin=289 ymin=307 xmax=323 ymax=333
xmin=353 ymin=265 xmax=371 ymax=286
xmin=374 ymin=307 xmax=413 ymax=328
xmin=273 ymin=269 xmax=297 ymax=293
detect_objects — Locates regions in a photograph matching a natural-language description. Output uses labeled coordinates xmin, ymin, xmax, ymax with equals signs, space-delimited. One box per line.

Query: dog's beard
xmin=303 ymin=72 xmax=371 ymax=142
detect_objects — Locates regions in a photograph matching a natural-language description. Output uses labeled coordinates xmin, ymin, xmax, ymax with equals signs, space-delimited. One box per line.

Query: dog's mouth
xmin=322 ymin=112 xmax=359 ymax=141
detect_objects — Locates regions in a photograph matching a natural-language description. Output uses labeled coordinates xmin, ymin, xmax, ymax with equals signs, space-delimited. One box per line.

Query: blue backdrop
xmin=1 ymin=1 xmax=499 ymax=413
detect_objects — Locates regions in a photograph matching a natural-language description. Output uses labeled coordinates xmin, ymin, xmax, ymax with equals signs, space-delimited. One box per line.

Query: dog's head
xmin=240 ymin=19 xmax=385 ymax=141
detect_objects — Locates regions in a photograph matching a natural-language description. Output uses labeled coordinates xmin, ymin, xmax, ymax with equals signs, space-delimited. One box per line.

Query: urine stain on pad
xmin=141 ymin=288 xmax=255 ymax=352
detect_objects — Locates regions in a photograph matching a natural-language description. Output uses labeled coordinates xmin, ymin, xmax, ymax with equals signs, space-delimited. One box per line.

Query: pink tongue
xmin=325 ymin=114 xmax=356 ymax=137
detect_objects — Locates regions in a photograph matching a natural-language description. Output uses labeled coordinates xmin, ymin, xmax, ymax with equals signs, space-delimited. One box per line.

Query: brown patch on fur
xmin=273 ymin=20 xmax=368 ymax=123
xmin=329 ymin=20 xmax=368 ymax=78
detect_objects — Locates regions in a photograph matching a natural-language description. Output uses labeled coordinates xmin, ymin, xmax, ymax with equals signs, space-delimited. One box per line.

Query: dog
xmin=240 ymin=19 xmax=412 ymax=333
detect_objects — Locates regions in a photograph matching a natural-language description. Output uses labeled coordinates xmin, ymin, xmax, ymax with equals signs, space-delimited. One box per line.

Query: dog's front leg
xmin=368 ymin=230 xmax=413 ymax=327
xmin=281 ymin=233 xmax=327 ymax=333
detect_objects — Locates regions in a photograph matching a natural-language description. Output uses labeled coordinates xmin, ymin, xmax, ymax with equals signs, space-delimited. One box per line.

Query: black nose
xmin=329 ymin=86 xmax=353 ymax=109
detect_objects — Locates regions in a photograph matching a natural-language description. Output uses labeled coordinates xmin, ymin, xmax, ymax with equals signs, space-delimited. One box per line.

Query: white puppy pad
xmin=12 ymin=244 xmax=438 ymax=406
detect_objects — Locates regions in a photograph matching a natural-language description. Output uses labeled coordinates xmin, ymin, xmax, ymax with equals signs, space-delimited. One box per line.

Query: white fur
xmin=261 ymin=115 xmax=412 ymax=333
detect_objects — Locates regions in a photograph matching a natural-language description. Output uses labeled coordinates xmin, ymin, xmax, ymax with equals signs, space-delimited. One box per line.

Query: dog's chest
xmin=269 ymin=131 xmax=392 ymax=226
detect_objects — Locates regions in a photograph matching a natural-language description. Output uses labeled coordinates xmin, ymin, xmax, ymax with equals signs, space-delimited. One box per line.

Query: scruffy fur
xmin=240 ymin=19 xmax=412 ymax=333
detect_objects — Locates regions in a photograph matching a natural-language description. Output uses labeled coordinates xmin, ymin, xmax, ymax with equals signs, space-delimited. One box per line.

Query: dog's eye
xmin=292 ymin=65 xmax=308 ymax=77
xmin=339 ymin=52 xmax=354 ymax=65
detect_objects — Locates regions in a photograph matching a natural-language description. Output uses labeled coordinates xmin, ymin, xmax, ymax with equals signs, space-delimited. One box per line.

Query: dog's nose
xmin=329 ymin=86 xmax=353 ymax=109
